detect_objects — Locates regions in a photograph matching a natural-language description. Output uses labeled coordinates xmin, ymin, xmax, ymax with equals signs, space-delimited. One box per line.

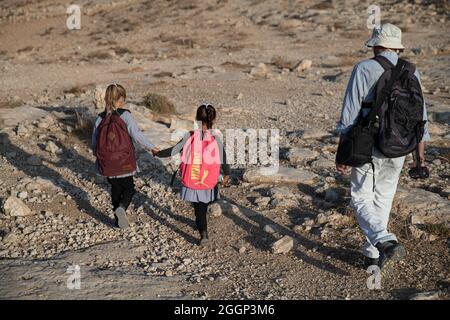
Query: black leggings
xmin=193 ymin=202 xmax=209 ymax=233
xmin=107 ymin=176 xmax=135 ymax=211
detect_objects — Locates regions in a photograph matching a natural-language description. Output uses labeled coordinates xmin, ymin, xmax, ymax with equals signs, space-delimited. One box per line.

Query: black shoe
xmin=376 ymin=240 xmax=406 ymax=276
xmin=199 ymin=231 xmax=209 ymax=246
xmin=363 ymin=256 xmax=379 ymax=269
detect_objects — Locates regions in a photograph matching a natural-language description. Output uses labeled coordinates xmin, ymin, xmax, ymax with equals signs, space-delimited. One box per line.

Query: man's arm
xmin=414 ymin=69 xmax=430 ymax=167
xmin=336 ymin=63 xmax=367 ymax=174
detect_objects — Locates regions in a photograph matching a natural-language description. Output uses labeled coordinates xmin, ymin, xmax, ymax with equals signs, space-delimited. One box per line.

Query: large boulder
xmin=244 ymin=167 xmax=318 ymax=185
xmin=0 ymin=106 xmax=48 ymax=128
xmin=427 ymin=100 xmax=450 ymax=124
xmin=1 ymin=196 xmax=33 ymax=217
xmin=394 ymin=186 xmax=450 ymax=228
xmin=207 ymin=200 xmax=240 ymax=217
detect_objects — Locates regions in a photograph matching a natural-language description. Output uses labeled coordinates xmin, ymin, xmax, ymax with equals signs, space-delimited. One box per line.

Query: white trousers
xmin=350 ymin=148 xmax=405 ymax=259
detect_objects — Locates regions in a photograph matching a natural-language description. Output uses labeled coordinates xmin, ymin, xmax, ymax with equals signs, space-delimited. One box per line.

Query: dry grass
xmin=86 ymin=51 xmax=114 ymax=60
xmin=142 ymin=93 xmax=176 ymax=115
xmin=421 ymin=223 xmax=450 ymax=238
xmin=113 ymin=47 xmax=133 ymax=56
xmin=74 ymin=107 xmax=95 ymax=139
xmin=0 ymin=99 xmax=23 ymax=109
xmin=309 ymin=0 xmax=334 ymax=10
xmin=64 ymin=84 xmax=94 ymax=95
xmin=271 ymin=56 xmax=297 ymax=70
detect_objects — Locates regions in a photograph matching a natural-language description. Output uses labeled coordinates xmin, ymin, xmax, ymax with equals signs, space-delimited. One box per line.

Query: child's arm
xmin=91 ymin=116 xmax=102 ymax=154
xmin=121 ymin=111 xmax=158 ymax=153
xmin=156 ymin=132 xmax=192 ymax=158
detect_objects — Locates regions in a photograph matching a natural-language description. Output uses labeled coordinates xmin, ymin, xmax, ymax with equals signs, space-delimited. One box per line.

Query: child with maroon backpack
xmin=156 ymin=104 xmax=230 ymax=245
xmin=92 ymin=83 xmax=159 ymax=229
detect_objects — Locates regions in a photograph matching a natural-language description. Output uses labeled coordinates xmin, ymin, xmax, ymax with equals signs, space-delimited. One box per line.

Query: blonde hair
xmin=105 ymin=83 xmax=126 ymax=114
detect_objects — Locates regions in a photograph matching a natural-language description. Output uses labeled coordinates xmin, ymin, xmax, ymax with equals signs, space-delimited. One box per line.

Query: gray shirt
xmin=336 ymin=51 xmax=430 ymax=141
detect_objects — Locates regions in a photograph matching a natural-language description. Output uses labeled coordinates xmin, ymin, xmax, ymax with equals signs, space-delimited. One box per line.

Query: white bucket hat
xmin=365 ymin=23 xmax=405 ymax=50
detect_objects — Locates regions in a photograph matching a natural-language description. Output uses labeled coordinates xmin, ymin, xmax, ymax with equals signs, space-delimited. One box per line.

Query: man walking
xmin=336 ymin=23 xmax=430 ymax=274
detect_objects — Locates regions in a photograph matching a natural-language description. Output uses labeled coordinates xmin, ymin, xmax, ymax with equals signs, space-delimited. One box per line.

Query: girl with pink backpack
xmin=156 ymin=104 xmax=230 ymax=245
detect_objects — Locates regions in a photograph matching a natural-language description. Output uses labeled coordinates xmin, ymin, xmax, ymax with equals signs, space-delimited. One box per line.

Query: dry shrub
xmin=271 ymin=56 xmax=297 ymax=70
xmin=310 ymin=0 xmax=334 ymax=10
xmin=74 ymin=107 xmax=96 ymax=138
xmin=142 ymin=93 xmax=176 ymax=115
xmin=64 ymin=84 xmax=94 ymax=95
xmin=86 ymin=51 xmax=113 ymax=60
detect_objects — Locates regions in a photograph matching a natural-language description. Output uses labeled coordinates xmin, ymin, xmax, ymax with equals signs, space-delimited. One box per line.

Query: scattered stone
xmin=270 ymin=198 xmax=298 ymax=208
xmin=207 ymin=200 xmax=239 ymax=217
xmin=1 ymin=196 xmax=33 ymax=217
xmin=263 ymin=224 xmax=277 ymax=234
xmin=37 ymin=116 xmax=54 ymax=129
xmin=295 ymin=59 xmax=312 ymax=73
xmin=269 ymin=187 xmax=294 ymax=200
xmin=45 ymin=141 xmax=62 ymax=154
xmin=287 ymin=147 xmax=319 ymax=162
xmin=271 ymin=235 xmax=294 ymax=254
xmin=255 ymin=197 xmax=271 ymax=207
xmin=16 ymin=124 xmax=29 ymax=136
xmin=300 ymin=128 xmax=331 ymax=139
xmin=2 ymin=232 xmax=17 ymax=244
xmin=238 ymin=246 xmax=246 ymax=254
xmin=165 ymin=270 xmax=173 ymax=277
xmin=250 ymin=63 xmax=269 ymax=78
xmin=17 ymin=191 xmax=28 ymax=200
xmin=311 ymin=157 xmax=335 ymax=169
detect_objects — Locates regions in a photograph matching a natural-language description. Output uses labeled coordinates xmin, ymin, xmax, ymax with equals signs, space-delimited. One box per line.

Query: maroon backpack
xmin=95 ymin=109 xmax=136 ymax=177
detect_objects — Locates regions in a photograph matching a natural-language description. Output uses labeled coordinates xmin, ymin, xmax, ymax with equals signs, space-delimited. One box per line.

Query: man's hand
xmin=222 ymin=175 xmax=230 ymax=187
xmin=151 ymin=147 xmax=160 ymax=156
xmin=336 ymin=163 xmax=349 ymax=175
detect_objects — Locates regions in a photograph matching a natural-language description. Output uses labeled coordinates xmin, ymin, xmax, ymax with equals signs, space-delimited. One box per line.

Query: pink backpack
xmin=180 ymin=130 xmax=221 ymax=190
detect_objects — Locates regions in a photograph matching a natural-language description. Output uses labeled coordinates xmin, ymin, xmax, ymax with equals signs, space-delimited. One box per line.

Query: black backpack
xmin=336 ymin=56 xmax=425 ymax=167
xmin=374 ymin=57 xmax=425 ymax=158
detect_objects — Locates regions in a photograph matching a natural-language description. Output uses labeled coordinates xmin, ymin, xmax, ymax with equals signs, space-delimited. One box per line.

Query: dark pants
xmin=107 ymin=176 xmax=135 ymax=211
xmin=193 ymin=202 xmax=209 ymax=233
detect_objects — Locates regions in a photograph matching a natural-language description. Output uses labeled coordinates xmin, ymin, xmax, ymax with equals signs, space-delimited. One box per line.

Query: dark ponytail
xmin=196 ymin=103 xmax=216 ymax=129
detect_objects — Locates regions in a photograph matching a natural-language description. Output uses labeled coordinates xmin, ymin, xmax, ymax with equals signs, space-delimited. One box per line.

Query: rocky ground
xmin=0 ymin=0 xmax=449 ymax=300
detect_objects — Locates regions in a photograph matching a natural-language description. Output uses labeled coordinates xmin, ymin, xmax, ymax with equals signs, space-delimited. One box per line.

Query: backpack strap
xmin=98 ymin=109 xmax=130 ymax=118
xmin=116 ymin=108 xmax=130 ymax=115
xmin=372 ymin=55 xmax=394 ymax=71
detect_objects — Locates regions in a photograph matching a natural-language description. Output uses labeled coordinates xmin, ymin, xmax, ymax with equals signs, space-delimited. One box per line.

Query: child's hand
xmin=222 ymin=175 xmax=230 ymax=187
xmin=151 ymin=147 xmax=160 ymax=156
